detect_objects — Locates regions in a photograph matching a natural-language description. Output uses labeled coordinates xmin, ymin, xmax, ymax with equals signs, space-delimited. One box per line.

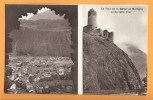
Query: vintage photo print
xmin=82 ymin=5 xmax=147 ymax=95
xmin=5 ymin=5 xmax=78 ymax=94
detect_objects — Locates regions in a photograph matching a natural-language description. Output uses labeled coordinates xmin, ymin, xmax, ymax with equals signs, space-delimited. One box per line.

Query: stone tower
xmin=88 ymin=8 xmax=97 ymax=30
xmin=108 ymin=32 xmax=114 ymax=42
xmin=103 ymin=30 xmax=108 ymax=38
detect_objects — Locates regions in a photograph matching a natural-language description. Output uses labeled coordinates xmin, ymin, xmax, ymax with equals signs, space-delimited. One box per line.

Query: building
xmin=83 ymin=8 xmax=114 ymax=42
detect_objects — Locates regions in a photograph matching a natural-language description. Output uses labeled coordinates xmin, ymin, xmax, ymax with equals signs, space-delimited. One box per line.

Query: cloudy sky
xmin=82 ymin=5 xmax=148 ymax=53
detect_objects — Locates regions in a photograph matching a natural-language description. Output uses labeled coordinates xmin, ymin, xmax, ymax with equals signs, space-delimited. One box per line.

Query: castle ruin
xmin=83 ymin=8 xmax=114 ymax=42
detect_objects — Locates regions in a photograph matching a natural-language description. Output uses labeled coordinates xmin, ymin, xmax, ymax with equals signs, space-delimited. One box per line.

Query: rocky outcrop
xmin=83 ymin=32 xmax=143 ymax=93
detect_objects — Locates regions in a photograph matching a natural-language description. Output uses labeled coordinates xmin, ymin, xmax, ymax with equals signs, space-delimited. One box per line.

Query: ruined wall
xmin=83 ymin=27 xmax=114 ymax=42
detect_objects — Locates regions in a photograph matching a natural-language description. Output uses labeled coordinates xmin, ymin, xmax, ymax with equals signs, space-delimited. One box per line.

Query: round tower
xmin=88 ymin=8 xmax=97 ymax=29
xmin=108 ymin=32 xmax=114 ymax=42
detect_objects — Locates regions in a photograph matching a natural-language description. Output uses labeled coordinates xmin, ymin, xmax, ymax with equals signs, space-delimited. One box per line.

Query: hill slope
xmin=83 ymin=32 xmax=142 ymax=93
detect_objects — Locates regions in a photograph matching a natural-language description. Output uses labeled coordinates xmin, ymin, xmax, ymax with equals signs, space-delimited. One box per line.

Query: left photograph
xmin=5 ymin=5 xmax=78 ymax=94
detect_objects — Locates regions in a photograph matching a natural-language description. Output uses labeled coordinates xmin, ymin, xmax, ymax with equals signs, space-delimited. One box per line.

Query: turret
xmin=103 ymin=30 xmax=108 ymax=38
xmin=88 ymin=8 xmax=97 ymax=30
xmin=108 ymin=32 xmax=114 ymax=42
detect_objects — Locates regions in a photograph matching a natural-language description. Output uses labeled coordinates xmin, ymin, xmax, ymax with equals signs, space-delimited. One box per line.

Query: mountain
xmin=28 ymin=10 xmax=65 ymax=20
xmin=83 ymin=32 xmax=142 ymax=93
xmin=19 ymin=19 xmax=70 ymax=30
xmin=9 ymin=19 xmax=72 ymax=57
xmin=122 ymin=43 xmax=147 ymax=80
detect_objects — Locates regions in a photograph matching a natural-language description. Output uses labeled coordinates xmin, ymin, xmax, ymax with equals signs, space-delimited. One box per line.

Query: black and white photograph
xmin=5 ymin=5 xmax=78 ymax=94
xmin=83 ymin=5 xmax=147 ymax=95
xmin=4 ymin=4 xmax=148 ymax=95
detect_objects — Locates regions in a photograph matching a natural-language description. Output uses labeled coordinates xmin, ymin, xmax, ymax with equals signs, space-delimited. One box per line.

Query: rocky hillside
xmin=83 ymin=32 xmax=143 ymax=93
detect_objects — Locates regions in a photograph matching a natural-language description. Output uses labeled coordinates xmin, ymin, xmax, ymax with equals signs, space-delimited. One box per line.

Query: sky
xmin=19 ymin=7 xmax=49 ymax=20
xmin=82 ymin=5 xmax=148 ymax=53
xmin=19 ymin=7 xmax=65 ymax=20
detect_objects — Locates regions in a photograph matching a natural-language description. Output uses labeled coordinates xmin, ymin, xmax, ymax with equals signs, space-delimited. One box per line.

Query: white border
xmin=78 ymin=5 xmax=83 ymax=95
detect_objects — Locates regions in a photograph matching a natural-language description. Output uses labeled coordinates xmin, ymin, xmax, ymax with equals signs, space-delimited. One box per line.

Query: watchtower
xmin=88 ymin=8 xmax=97 ymax=30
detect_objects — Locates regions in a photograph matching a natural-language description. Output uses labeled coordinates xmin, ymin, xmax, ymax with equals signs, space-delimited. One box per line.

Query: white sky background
xmin=82 ymin=5 xmax=148 ymax=54
xmin=19 ymin=7 xmax=49 ymax=20
xmin=19 ymin=7 xmax=65 ymax=20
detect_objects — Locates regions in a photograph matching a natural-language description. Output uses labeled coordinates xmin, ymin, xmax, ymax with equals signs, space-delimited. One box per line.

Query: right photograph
xmin=83 ymin=5 xmax=147 ymax=95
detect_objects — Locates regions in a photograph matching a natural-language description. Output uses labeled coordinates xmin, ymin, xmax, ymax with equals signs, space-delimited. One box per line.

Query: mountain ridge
xmin=28 ymin=10 xmax=65 ymax=20
xmin=122 ymin=43 xmax=147 ymax=80
xmin=10 ymin=18 xmax=72 ymax=57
